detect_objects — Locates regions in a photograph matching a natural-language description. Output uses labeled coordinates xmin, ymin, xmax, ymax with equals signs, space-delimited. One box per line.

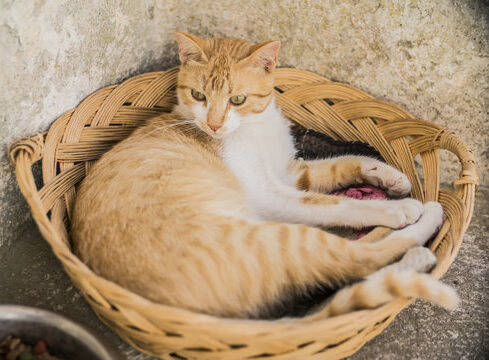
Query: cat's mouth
xmin=206 ymin=129 xmax=226 ymax=139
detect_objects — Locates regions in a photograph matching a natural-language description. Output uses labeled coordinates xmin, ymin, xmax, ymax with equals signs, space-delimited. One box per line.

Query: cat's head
xmin=174 ymin=31 xmax=280 ymax=138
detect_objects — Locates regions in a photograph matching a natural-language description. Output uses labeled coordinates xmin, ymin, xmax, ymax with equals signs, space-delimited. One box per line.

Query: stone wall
xmin=1 ymin=0 xmax=488 ymax=246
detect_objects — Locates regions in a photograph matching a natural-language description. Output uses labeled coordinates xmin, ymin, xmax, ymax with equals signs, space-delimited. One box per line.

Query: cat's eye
xmin=191 ymin=89 xmax=206 ymax=101
xmin=229 ymin=95 xmax=247 ymax=106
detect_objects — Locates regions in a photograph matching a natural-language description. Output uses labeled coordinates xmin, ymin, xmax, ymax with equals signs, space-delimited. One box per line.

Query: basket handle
xmin=8 ymin=133 xmax=56 ymax=243
xmin=9 ymin=133 xmax=46 ymax=165
xmin=441 ymin=132 xmax=479 ymax=191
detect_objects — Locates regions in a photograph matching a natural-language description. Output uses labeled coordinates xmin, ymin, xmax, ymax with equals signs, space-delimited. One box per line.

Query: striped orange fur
xmin=72 ymin=33 xmax=457 ymax=318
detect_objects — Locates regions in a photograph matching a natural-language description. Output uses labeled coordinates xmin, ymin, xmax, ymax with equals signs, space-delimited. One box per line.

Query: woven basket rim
xmin=9 ymin=67 xmax=479 ymax=359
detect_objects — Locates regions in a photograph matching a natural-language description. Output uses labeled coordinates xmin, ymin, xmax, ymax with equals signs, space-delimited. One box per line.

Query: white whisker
xmin=139 ymin=120 xmax=197 ymax=140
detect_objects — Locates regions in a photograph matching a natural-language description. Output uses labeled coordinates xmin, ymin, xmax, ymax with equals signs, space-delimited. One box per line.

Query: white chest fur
xmin=221 ymin=101 xmax=298 ymax=206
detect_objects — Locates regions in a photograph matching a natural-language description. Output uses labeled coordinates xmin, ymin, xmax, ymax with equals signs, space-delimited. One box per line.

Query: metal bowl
xmin=0 ymin=305 xmax=123 ymax=360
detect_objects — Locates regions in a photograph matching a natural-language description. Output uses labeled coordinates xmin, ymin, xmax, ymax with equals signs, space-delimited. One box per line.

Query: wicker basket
xmin=9 ymin=67 xmax=478 ymax=360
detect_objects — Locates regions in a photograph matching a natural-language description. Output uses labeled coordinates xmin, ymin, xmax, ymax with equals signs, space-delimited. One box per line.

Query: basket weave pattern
xmin=10 ymin=68 xmax=478 ymax=360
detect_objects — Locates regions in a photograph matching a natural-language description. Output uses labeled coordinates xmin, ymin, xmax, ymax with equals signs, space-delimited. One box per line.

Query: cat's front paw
xmin=383 ymin=198 xmax=424 ymax=228
xmin=361 ymin=161 xmax=411 ymax=197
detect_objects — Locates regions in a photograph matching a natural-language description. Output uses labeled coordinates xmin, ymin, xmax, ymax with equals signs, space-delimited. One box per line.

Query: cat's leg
xmin=331 ymin=201 xmax=445 ymax=279
xmin=255 ymin=156 xmax=422 ymax=228
xmin=161 ymin=203 xmax=442 ymax=318
xmin=261 ymin=202 xmax=443 ymax=286
xmin=368 ymin=246 xmax=437 ymax=276
xmin=251 ymin=202 xmax=444 ymax=317
xmin=291 ymin=156 xmax=411 ymax=197
xmin=254 ymin=179 xmax=424 ymax=228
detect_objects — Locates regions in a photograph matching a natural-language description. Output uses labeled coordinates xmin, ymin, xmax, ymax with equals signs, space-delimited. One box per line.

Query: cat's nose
xmin=208 ymin=123 xmax=222 ymax=132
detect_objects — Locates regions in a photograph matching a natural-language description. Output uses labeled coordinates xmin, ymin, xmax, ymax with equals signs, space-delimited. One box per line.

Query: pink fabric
xmin=331 ymin=185 xmax=387 ymax=200
xmin=331 ymin=185 xmax=388 ymax=239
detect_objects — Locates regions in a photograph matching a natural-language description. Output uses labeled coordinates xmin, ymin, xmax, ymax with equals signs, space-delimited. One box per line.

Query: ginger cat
xmin=72 ymin=32 xmax=458 ymax=318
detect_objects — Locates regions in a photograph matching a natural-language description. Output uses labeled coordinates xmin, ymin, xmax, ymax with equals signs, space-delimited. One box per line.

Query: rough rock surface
xmin=0 ymin=1 xmax=488 ymax=358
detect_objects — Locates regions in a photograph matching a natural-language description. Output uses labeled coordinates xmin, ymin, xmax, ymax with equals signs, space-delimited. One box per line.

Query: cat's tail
xmin=319 ymin=270 xmax=459 ymax=317
xmin=315 ymin=247 xmax=460 ymax=318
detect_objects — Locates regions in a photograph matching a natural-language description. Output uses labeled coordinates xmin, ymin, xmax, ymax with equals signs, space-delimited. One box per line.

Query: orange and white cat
xmin=72 ymin=32 xmax=458 ymax=318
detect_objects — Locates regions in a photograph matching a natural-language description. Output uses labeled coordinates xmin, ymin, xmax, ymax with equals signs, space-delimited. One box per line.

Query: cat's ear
xmin=239 ymin=40 xmax=280 ymax=72
xmin=174 ymin=31 xmax=208 ymax=65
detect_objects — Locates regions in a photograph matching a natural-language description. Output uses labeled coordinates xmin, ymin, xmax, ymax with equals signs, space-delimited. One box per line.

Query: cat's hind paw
xmin=394 ymin=201 xmax=445 ymax=245
xmin=399 ymin=246 xmax=437 ymax=273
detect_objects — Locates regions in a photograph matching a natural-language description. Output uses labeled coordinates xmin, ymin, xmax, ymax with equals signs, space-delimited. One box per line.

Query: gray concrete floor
xmin=1 ymin=187 xmax=487 ymax=360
